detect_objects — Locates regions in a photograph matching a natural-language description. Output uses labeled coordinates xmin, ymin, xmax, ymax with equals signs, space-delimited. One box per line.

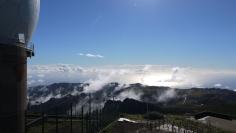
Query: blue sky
xmin=30 ymin=0 xmax=236 ymax=69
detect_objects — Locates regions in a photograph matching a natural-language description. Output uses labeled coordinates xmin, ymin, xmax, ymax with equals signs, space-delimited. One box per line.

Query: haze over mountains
xmin=28 ymin=64 xmax=236 ymax=115
xmin=28 ymin=82 xmax=236 ymax=116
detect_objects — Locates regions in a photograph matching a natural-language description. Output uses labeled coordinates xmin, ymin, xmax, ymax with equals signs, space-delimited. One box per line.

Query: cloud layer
xmin=28 ymin=64 xmax=236 ymax=91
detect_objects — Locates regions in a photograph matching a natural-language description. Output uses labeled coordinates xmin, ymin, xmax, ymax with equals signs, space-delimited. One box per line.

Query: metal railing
xmin=26 ymin=103 xmax=104 ymax=133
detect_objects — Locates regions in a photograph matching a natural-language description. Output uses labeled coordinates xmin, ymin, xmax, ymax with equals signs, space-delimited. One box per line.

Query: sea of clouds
xmin=28 ymin=64 xmax=236 ymax=91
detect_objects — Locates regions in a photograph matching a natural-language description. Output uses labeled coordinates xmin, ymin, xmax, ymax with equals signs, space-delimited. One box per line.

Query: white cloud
xmin=86 ymin=54 xmax=104 ymax=58
xmin=83 ymin=74 xmax=112 ymax=93
xmin=158 ymin=89 xmax=176 ymax=102
xmin=31 ymin=93 xmax=53 ymax=105
xmin=117 ymin=90 xmax=143 ymax=101
xmin=225 ymin=86 xmax=230 ymax=89
xmin=37 ymin=74 xmax=45 ymax=78
xmin=28 ymin=64 xmax=236 ymax=92
xmin=214 ymin=83 xmax=222 ymax=88
xmin=38 ymin=79 xmax=45 ymax=83
xmin=78 ymin=53 xmax=104 ymax=58
xmin=28 ymin=80 xmax=36 ymax=85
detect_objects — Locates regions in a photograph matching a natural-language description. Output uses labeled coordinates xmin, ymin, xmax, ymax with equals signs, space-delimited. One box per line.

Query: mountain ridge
xmin=28 ymin=82 xmax=236 ymax=116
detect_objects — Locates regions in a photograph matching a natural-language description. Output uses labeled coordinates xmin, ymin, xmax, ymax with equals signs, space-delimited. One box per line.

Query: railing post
xmin=162 ymin=119 xmax=165 ymax=128
xmin=89 ymin=94 xmax=91 ymax=133
xmin=56 ymin=107 xmax=58 ymax=133
xmin=81 ymin=106 xmax=84 ymax=133
xmin=25 ymin=110 xmax=27 ymax=133
xmin=42 ymin=112 xmax=44 ymax=133
xmin=99 ymin=109 xmax=102 ymax=130
xmin=96 ymin=109 xmax=99 ymax=132
xmin=86 ymin=114 xmax=88 ymax=133
xmin=70 ymin=103 xmax=73 ymax=133
xmin=100 ymin=109 xmax=103 ymax=129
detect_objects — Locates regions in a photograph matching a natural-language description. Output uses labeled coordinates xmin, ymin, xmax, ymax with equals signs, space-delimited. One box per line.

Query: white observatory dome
xmin=0 ymin=0 xmax=40 ymax=45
